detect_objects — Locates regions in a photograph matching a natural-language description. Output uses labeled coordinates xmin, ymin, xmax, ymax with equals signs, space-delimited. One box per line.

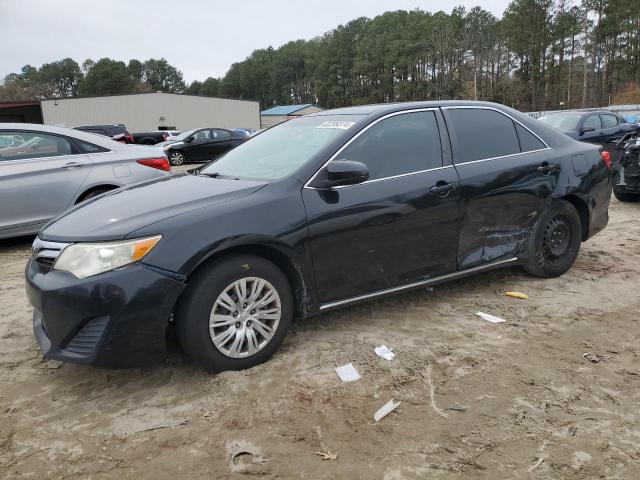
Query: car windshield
xmin=172 ymin=129 xmax=198 ymax=141
xmin=201 ymin=115 xmax=363 ymax=180
xmin=538 ymin=113 xmax=582 ymax=131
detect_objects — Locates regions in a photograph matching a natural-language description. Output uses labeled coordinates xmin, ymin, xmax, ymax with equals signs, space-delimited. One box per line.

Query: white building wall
xmin=41 ymin=93 xmax=260 ymax=132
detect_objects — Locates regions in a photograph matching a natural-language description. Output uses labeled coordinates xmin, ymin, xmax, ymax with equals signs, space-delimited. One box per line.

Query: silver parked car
xmin=0 ymin=123 xmax=171 ymax=239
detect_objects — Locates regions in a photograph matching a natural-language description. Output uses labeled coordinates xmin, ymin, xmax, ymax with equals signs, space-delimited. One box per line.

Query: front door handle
xmin=429 ymin=181 xmax=457 ymax=197
xmin=536 ymin=162 xmax=558 ymax=175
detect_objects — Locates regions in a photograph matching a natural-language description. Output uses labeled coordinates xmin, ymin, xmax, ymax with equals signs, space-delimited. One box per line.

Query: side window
xmin=193 ymin=129 xmax=211 ymax=141
xmin=336 ymin=111 xmax=442 ymax=180
xmin=515 ymin=123 xmax=546 ymax=152
xmin=601 ymin=114 xmax=618 ymax=129
xmin=0 ymin=131 xmax=73 ymax=161
xmin=213 ymin=129 xmax=232 ymax=140
xmin=583 ymin=115 xmax=601 ymax=130
xmin=76 ymin=139 xmax=110 ymax=153
xmin=448 ymin=109 xmax=520 ymax=162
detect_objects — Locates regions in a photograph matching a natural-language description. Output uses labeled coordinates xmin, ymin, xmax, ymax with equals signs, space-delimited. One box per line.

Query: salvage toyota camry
xmin=25 ymin=101 xmax=612 ymax=371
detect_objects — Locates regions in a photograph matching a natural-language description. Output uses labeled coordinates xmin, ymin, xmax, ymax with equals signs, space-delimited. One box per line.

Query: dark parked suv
xmin=73 ymin=124 xmax=134 ymax=143
xmin=26 ymin=101 xmax=612 ymax=372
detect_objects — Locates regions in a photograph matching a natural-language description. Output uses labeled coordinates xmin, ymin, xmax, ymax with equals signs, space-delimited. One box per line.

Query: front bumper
xmin=25 ymin=259 xmax=186 ymax=367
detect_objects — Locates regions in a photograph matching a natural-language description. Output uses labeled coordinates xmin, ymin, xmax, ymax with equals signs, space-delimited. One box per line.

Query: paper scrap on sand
xmin=334 ymin=363 xmax=361 ymax=382
xmin=475 ymin=311 xmax=506 ymax=324
xmin=374 ymin=345 xmax=395 ymax=361
xmin=374 ymin=399 xmax=401 ymax=422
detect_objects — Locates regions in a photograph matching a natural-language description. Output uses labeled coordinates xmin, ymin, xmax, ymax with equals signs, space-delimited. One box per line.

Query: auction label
xmin=316 ymin=121 xmax=356 ymax=130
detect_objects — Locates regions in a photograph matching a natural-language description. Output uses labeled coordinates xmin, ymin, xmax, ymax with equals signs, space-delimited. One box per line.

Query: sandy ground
xmin=1 ymin=185 xmax=640 ymax=479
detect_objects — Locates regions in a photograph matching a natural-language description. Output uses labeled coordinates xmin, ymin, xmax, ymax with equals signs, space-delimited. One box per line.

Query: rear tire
xmin=176 ymin=255 xmax=293 ymax=372
xmin=613 ymin=190 xmax=640 ymax=202
xmin=523 ymin=199 xmax=582 ymax=278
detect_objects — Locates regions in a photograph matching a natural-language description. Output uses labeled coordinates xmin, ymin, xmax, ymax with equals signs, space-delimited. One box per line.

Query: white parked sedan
xmin=0 ymin=123 xmax=171 ymax=239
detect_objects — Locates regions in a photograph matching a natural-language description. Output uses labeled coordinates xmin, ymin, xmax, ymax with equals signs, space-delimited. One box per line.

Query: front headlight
xmin=53 ymin=235 xmax=162 ymax=278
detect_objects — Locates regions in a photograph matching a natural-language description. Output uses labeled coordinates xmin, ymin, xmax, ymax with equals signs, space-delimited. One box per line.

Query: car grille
xmin=31 ymin=238 xmax=71 ymax=270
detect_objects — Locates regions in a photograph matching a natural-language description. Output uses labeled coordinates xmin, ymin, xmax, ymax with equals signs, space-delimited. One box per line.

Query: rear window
xmin=448 ymin=108 xmax=520 ymax=163
xmin=601 ymin=114 xmax=618 ymax=129
xmin=76 ymin=140 xmax=110 ymax=153
xmin=515 ymin=123 xmax=546 ymax=152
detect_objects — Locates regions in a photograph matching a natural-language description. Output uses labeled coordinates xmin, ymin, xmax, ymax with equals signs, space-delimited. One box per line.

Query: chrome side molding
xmin=319 ymin=257 xmax=519 ymax=311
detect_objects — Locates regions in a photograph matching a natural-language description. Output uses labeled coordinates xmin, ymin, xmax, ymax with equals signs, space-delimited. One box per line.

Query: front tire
xmin=613 ymin=189 xmax=640 ymax=202
xmin=169 ymin=151 xmax=186 ymax=166
xmin=176 ymin=255 xmax=293 ymax=372
xmin=523 ymin=199 xmax=582 ymax=278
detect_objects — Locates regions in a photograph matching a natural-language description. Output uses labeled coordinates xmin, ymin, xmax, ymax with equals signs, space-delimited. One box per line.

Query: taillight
xmin=137 ymin=157 xmax=171 ymax=171
xmin=601 ymin=150 xmax=612 ymax=169
xmin=162 ymin=132 xmax=168 ymax=141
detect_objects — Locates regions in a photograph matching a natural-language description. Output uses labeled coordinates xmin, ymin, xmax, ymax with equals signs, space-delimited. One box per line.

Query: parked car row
xmin=23 ymin=101 xmax=612 ymax=373
xmin=71 ymin=123 xmax=253 ymax=165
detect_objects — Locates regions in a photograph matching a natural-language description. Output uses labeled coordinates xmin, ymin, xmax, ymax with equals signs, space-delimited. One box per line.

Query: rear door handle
xmin=429 ymin=181 xmax=457 ymax=197
xmin=63 ymin=162 xmax=83 ymax=169
xmin=537 ymin=162 xmax=558 ymax=175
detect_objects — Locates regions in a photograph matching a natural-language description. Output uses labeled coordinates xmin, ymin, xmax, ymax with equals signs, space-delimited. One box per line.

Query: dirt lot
xmin=1 ymin=192 xmax=640 ymax=479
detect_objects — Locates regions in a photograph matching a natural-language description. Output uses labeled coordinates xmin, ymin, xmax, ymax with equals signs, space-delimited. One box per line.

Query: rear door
xmin=600 ymin=113 xmax=624 ymax=148
xmin=303 ymin=109 xmax=461 ymax=304
xmin=0 ymin=130 xmax=92 ymax=233
xmin=443 ymin=107 xmax=554 ymax=270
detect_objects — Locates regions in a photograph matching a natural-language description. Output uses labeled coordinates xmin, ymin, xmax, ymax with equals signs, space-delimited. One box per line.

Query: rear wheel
xmin=523 ymin=199 xmax=582 ymax=278
xmin=613 ymin=189 xmax=640 ymax=202
xmin=169 ymin=151 xmax=186 ymax=166
xmin=176 ymin=255 xmax=293 ymax=372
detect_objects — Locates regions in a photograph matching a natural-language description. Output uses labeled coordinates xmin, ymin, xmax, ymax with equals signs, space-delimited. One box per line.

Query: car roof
xmin=0 ymin=123 xmax=129 ymax=150
xmin=541 ymin=110 xmax=616 ymax=116
xmin=309 ymin=100 xmax=521 ymax=117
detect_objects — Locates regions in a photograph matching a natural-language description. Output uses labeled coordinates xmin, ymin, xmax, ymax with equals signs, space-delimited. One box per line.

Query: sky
xmin=0 ymin=0 xmax=510 ymax=84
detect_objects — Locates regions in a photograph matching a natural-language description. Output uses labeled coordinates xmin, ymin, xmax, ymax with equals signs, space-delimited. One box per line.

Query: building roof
xmin=261 ymin=104 xmax=316 ymax=116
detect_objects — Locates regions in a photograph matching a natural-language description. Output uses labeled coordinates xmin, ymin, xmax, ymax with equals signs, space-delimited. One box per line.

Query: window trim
xmin=441 ymin=106 xmax=550 ymax=166
xmin=304 ymin=107 xmax=445 ymax=189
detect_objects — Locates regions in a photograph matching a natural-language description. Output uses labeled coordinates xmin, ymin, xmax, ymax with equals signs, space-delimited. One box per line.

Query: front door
xmin=302 ymin=110 xmax=461 ymax=304
xmin=0 ymin=130 xmax=92 ymax=233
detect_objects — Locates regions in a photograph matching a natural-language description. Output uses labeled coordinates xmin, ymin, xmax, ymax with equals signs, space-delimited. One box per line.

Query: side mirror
xmin=580 ymin=126 xmax=595 ymax=135
xmin=184 ymin=136 xmax=194 ymax=143
xmin=311 ymin=160 xmax=369 ymax=188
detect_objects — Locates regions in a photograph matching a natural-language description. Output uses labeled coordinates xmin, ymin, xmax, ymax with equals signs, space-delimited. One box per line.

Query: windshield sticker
xmin=316 ymin=121 xmax=356 ymax=130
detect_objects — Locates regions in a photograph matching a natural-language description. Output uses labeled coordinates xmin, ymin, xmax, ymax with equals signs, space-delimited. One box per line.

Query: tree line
xmin=2 ymin=0 xmax=639 ymax=112
xmin=1 ymin=57 xmax=185 ymax=99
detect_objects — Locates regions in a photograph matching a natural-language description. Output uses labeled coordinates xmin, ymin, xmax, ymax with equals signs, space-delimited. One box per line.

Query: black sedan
xmin=538 ymin=110 xmax=638 ymax=149
xmin=159 ymin=127 xmax=249 ymax=166
xmin=25 ymin=101 xmax=612 ymax=372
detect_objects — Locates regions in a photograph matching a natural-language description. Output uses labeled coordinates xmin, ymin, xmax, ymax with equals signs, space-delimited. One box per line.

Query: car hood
xmin=40 ymin=174 xmax=267 ymax=242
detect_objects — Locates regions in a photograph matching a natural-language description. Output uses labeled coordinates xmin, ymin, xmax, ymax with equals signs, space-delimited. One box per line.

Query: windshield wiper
xmin=202 ymin=172 xmax=221 ymax=178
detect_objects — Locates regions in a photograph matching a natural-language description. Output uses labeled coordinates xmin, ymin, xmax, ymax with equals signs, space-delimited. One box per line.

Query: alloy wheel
xmin=209 ymin=277 xmax=282 ymax=358
xmin=169 ymin=152 xmax=185 ymax=166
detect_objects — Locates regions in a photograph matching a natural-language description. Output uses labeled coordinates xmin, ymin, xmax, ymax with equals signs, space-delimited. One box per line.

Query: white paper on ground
xmin=334 ymin=363 xmax=361 ymax=382
xmin=374 ymin=345 xmax=395 ymax=361
xmin=475 ymin=311 xmax=506 ymax=324
xmin=374 ymin=399 xmax=401 ymax=422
